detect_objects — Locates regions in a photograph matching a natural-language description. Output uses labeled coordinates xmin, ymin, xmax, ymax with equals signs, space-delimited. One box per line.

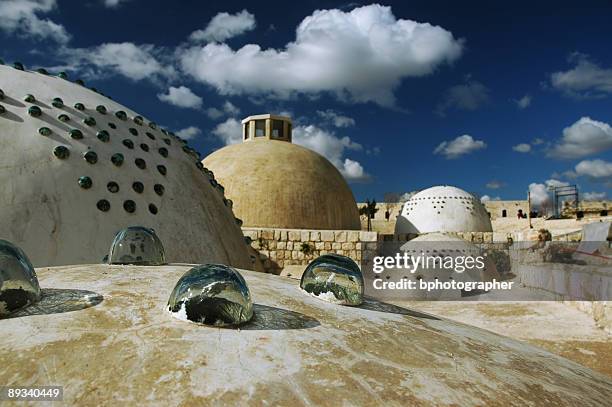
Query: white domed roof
xmin=395 ymin=186 xmax=492 ymax=234
xmin=0 ymin=64 xmax=251 ymax=268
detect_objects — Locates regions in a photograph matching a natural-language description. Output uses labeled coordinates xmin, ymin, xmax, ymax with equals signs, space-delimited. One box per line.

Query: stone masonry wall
xmin=243 ymin=227 xmax=378 ymax=274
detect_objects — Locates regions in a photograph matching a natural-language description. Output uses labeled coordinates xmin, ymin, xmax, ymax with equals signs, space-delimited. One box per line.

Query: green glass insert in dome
xmin=135 ymin=158 xmax=146 ymax=169
xmin=158 ymin=147 xmax=168 ymax=158
xmin=111 ymin=153 xmax=124 ymax=166
xmin=97 ymin=199 xmax=110 ymax=212
xmin=75 ymin=79 xmax=85 ymax=86
xmin=0 ymin=240 xmax=42 ymax=317
xmin=115 ymin=110 xmax=127 ymax=120
xmin=83 ymin=116 xmax=96 ymax=126
xmin=57 ymin=71 xmax=68 ymax=79
xmin=145 ymin=132 xmax=155 ymax=140
xmin=157 ymin=165 xmax=167 ymax=176
xmin=37 ymin=68 xmax=48 ymax=75
xmin=108 ymin=226 xmax=165 ymax=266
xmin=129 ymin=128 xmax=138 ymax=136
xmin=132 ymin=181 xmax=144 ymax=193
xmin=69 ymin=129 xmax=83 ymax=140
xmin=108 ymin=122 xmax=116 ymax=129
xmin=97 ymin=130 xmax=110 ymax=142
xmin=107 ymin=181 xmax=119 ymax=193
xmin=148 ymin=204 xmax=158 ymax=215
xmin=96 ymin=105 xmax=107 ymax=114
xmin=133 ymin=115 xmax=143 ymax=125
xmin=0 ymin=105 xmax=5 ymax=114
xmin=24 ymin=94 xmax=35 ymax=103
xmin=83 ymin=151 xmax=98 ymax=164
xmin=154 ymin=184 xmax=164 ymax=196
xmin=52 ymin=97 xmax=64 ymax=108
xmin=300 ymin=253 xmax=364 ymax=306
xmin=78 ymin=176 xmax=93 ymax=189
xmin=140 ymin=143 xmax=149 ymax=152
xmin=163 ymin=138 xmax=171 ymax=146
xmin=148 ymin=122 xmax=157 ymax=129
xmin=13 ymin=62 xmax=24 ymax=71
xmin=167 ymin=264 xmax=253 ymax=327
xmin=53 ymin=145 xmax=70 ymax=159
xmin=38 ymin=127 xmax=52 ymax=136
xmin=123 ymin=200 xmax=136 ymax=213
xmin=28 ymin=105 xmax=42 ymax=117
xmin=58 ymin=114 xmax=70 ymax=122
xmin=74 ymin=103 xmax=85 ymax=111
xmin=122 ymin=139 xmax=134 ymax=149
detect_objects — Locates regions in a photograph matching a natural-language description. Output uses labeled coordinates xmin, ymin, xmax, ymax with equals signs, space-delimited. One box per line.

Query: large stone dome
xmin=0 ymin=64 xmax=251 ymax=268
xmin=203 ymin=115 xmax=361 ymax=230
xmin=395 ymin=185 xmax=492 ymax=234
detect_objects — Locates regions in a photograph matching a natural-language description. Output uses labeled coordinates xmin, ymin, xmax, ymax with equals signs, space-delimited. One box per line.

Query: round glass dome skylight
xmin=107 ymin=226 xmax=166 ymax=266
xmin=0 ymin=240 xmax=41 ymax=317
xmin=300 ymin=253 xmax=364 ymax=306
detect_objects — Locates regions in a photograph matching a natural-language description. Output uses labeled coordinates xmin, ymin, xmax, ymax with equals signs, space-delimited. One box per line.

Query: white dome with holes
xmin=395 ymin=185 xmax=492 ymax=234
xmin=0 ymin=64 xmax=251 ymax=268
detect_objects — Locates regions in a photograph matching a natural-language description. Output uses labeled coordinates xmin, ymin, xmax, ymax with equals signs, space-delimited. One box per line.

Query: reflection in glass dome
xmin=108 ymin=226 xmax=166 ymax=266
xmin=0 ymin=240 xmax=42 ymax=317
xmin=167 ymin=264 xmax=253 ymax=327
xmin=300 ymin=253 xmax=364 ymax=306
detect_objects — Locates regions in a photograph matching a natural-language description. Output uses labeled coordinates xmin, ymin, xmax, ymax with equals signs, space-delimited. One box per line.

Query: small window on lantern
xmin=271 ymin=120 xmax=284 ymax=138
xmin=254 ymin=120 xmax=265 ymax=137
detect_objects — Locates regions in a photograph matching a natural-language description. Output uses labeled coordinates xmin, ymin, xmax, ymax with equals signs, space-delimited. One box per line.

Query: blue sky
xmin=1 ymin=0 xmax=611 ymax=204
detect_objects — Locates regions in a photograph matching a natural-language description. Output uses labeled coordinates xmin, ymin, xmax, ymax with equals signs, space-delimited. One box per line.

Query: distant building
xmin=484 ymin=200 xmax=529 ymax=220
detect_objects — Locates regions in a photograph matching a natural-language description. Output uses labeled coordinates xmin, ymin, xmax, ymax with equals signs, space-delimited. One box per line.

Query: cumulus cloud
xmin=574 ymin=159 xmax=612 ymax=180
xmin=433 ymin=134 xmax=486 ymax=159
xmin=157 ymin=86 xmax=202 ymax=109
xmin=102 ymin=0 xmax=131 ymax=7
xmin=582 ymin=191 xmax=606 ymax=201
xmin=206 ymin=101 xmax=241 ymax=120
xmin=514 ymin=94 xmax=532 ymax=109
xmin=548 ymin=117 xmax=612 ymax=159
xmin=480 ymin=195 xmax=500 ymax=203
xmin=512 ymin=143 xmax=531 ymax=153
xmin=0 ymin=0 xmax=70 ymax=44
xmin=486 ymin=180 xmax=504 ymax=189
xmin=179 ymin=4 xmax=463 ymax=106
xmin=211 ymin=118 xmax=370 ymax=181
xmin=175 ymin=126 xmax=201 ymax=140
xmin=435 ymin=79 xmax=489 ymax=116
xmin=317 ymin=110 xmax=356 ymax=128
xmin=528 ymin=183 xmax=550 ymax=207
xmin=189 ymin=10 xmax=256 ymax=42
xmin=545 ymin=179 xmax=569 ymax=189
xmin=60 ymin=42 xmax=176 ymax=82
xmin=551 ymin=53 xmax=612 ymax=98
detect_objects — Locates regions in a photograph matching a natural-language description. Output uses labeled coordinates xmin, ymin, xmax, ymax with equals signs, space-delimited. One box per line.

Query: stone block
xmin=287 ymin=242 xmax=294 ymax=250
xmin=300 ymin=231 xmax=311 ymax=242
xmin=310 ymin=231 xmax=321 ymax=241
xmin=315 ymin=242 xmax=325 ymax=250
xmin=324 ymin=242 xmax=332 ymax=250
xmin=342 ymin=242 xmax=354 ymax=250
xmin=261 ymin=230 xmax=274 ymax=240
xmin=288 ymin=231 xmax=300 ymax=241
xmin=321 ymin=231 xmax=335 ymax=242
xmin=348 ymin=231 xmax=359 ymax=242
xmin=359 ymin=231 xmax=377 ymax=242
xmin=335 ymin=231 xmax=347 ymax=242
xmin=277 ymin=241 xmax=286 ymax=250
xmin=332 ymin=242 xmax=342 ymax=250
xmin=243 ymin=230 xmax=259 ymax=239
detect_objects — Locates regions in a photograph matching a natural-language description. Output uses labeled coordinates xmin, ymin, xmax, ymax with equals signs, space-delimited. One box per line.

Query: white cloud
xmin=512 ymin=143 xmax=531 ymax=153
xmin=157 ymin=86 xmax=202 ymax=109
xmin=486 ymin=180 xmax=504 ymax=189
xmin=61 ymin=42 xmax=175 ymax=82
xmin=206 ymin=101 xmax=240 ymax=120
xmin=175 ymin=126 xmax=201 ymax=140
xmin=574 ymin=159 xmax=612 ymax=179
xmin=0 ymin=0 xmax=70 ymax=44
xmin=179 ymin=4 xmax=463 ymax=106
xmin=514 ymin=94 xmax=531 ymax=109
xmin=211 ymin=118 xmax=370 ymax=181
xmin=189 ymin=10 xmax=256 ymax=43
xmin=532 ymin=137 xmax=544 ymax=145
xmin=529 ymin=183 xmax=550 ymax=207
xmin=317 ymin=110 xmax=356 ymax=128
xmin=433 ymin=134 xmax=486 ymax=159
xmin=551 ymin=53 xmax=612 ymax=98
xmin=582 ymin=191 xmax=606 ymax=201
xmin=480 ymin=195 xmax=500 ymax=203
xmin=548 ymin=117 xmax=612 ymax=159
xmin=545 ymin=179 xmax=569 ymax=188
xmin=102 ymin=0 xmax=131 ymax=7
xmin=435 ymin=80 xmax=489 ymax=116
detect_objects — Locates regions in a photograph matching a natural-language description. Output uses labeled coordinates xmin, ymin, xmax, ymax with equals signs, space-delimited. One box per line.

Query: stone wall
xmin=243 ymin=227 xmax=378 ymax=274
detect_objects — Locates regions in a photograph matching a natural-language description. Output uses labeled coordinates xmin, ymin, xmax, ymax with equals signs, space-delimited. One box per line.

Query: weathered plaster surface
xmin=1 ymin=264 xmax=611 ymax=406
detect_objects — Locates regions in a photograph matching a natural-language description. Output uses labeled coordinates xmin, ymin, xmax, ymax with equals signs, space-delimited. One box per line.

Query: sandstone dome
xmin=0 ymin=63 xmax=251 ymax=268
xmin=395 ymin=185 xmax=492 ymax=234
xmin=203 ymin=114 xmax=361 ymax=230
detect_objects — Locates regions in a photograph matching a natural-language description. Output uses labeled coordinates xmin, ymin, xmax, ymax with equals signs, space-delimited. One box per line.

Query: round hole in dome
xmin=97 ymin=199 xmax=110 ymax=212
xmin=148 ymin=122 xmax=157 ymax=129
xmin=167 ymin=264 xmax=253 ymax=327
xmin=158 ymin=147 xmax=168 ymax=158
xmin=57 ymin=113 xmax=70 ymax=122
xmin=83 ymin=116 xmax=96 ymax=127
xmin=75 ymin=79 xmax=84 ymax=86
xmin=115 ymin=111 xmax=127 ymax=120
xmin=300 ymin=253 xmax=364 ymax=306
xmin=97 ymin=130 xmax=110 ymax=142
xmin=140 ymin=143 xmax=149 ymax=152
xmin=133 ymin=116 xmax=143 ymax=125
xmin=134 ymin=158 xmax=146 ymax=169
xmin=108 ymin=122 xmax=117 ymax=129
xmin=38 ymin=127 xmax=52 ymax=136
xmin=53 ymin=145 xmax=70 ymax=159
xmin=96 ymin=105 xmax=107 ymax=114
xmin=0 ymin=239 xmax=42 ymax=317
xmin=69 ymin=129 xmax=83 ymax=140
xmin=132 ymin=181 xmax=144 ymax=193
xmin=163 ymin=138 xmax=171 ymax=146
xmin=122 ymin=139 xmax=134 ymax=149
xmin=78 ymin=176 xmax=92 ymax=189
xmin=123 ymin=200 xmax=136 ymax=213
xmin=107 ymin=181 xmax=119 ymax=193
xmin=13 ymin=62 xmax=25 ymax=70
xmin=145 ymin=132 xmax=155 ymax=140
xmin=154 ymin=184 xmax=164 ymax=196
xmin=83 ymin=151 xmax=98 ymax=164
xmin=129 ymin=128 xmax=138 ymax=136
xmin=111 ymin=153 xmax=124 ymax=166
xmin=108 ymin=226 xmax=165 ymax=266
xmin=52 ymin=97 xmax=64 ymax=108
xmin=74 ymin=103 xmax=85 ymax=111
xmin=24 ymin=94 xmax=35 ymax=103
xmin=37 ymin=68 xmax=48 ymax=74
xmin=148 ymin=204 xmax=158 ymax=215
xmin=157 ymin=165 xmax=167 ymax=176
xmin=57 ymin=71 xmax=68 ymax=79
xmin=28 ymin=105 xmax=42 ymax=117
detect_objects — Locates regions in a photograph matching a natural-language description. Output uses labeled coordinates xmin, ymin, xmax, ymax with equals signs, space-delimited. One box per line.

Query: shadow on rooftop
xmin=5 ymin=288 xmax=103 ymax=319
xmin=241 ymin=303 xmax=320 ymax=330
